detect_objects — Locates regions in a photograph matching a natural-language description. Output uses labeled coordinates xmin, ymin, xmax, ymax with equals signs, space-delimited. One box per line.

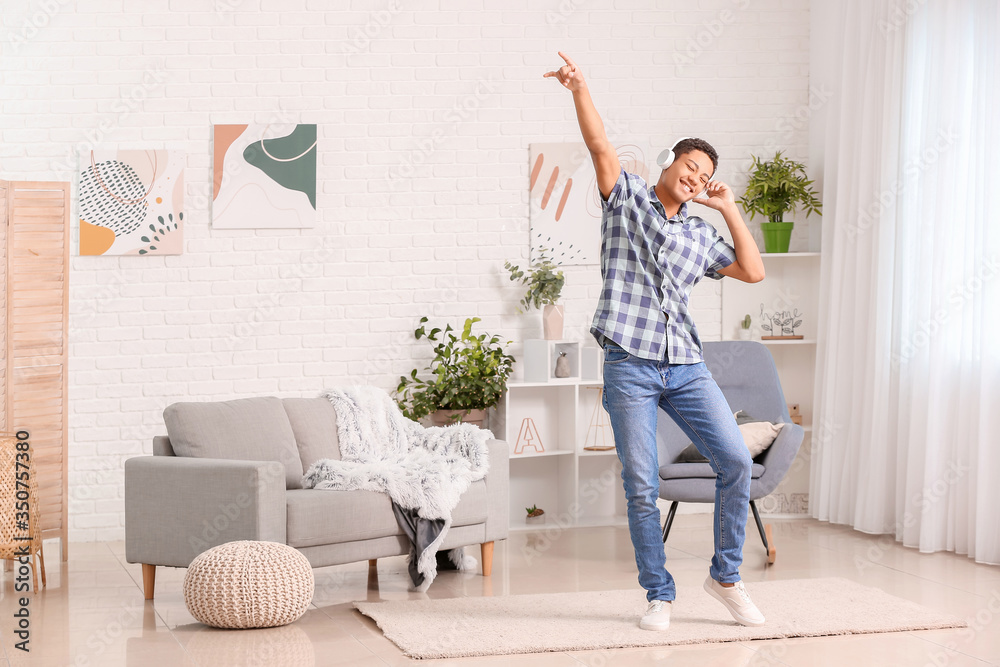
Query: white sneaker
xmin=638 ymin=599 xmax=672 ymax=631
xmin=703 ymin=576 xmax=765 ymax=626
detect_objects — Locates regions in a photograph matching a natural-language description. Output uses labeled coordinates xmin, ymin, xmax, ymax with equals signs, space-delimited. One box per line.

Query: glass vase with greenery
xmin=395 ymin=316 xmax=515 ymax=423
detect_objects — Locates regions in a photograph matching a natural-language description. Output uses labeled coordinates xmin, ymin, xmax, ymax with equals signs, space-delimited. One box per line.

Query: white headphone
xmin=656 ymin=136 xmax=693 ymax=169
xmin=656 ymin=137 xmax=715 ymax=183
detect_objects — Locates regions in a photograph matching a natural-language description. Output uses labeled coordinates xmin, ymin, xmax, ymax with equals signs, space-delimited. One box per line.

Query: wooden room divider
xmin=0 ymin=180 xmax=70 ymax=563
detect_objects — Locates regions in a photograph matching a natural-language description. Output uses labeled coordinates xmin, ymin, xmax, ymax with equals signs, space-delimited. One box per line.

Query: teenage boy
xmin=544 ymin=52 xmax=767 ymax=631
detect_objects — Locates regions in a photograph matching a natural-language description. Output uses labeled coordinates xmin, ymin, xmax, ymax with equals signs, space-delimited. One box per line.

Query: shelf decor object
xmin=738 ymin=314 xmax=753 ymax=341
xmin=513 ymin=418 xmax=545 ymax=455
xmin=759 ymin=304 xmax=804 ymax=340
xmin=0 ymin=180 xmax=70 ymax=563
xmin=583 ymin=387 xmax=615 ymax=451
xmin=504 ymin=246 xmax=567 ymax=340
xmin=522 ymin=339 xmax=580 ymax=383
xmin=525 ymin=505 xmax=545 ymax=525
xmin=502 ymin=378 xmax=626 ymax=530
xmin=553 ymin=352 xmax=571 ymax=378
xmin=738 ymin=151 xmax=822 ymax=254
xmin=0 ymin=431 xmax=45 ymax=590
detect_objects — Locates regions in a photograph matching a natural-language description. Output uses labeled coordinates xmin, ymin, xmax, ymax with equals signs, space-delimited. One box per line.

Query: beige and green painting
xmin=212 ymin=123 xmax=317 ymax=228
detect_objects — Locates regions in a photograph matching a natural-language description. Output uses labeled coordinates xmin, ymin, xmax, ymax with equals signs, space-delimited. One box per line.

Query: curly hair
xmin=671 ymin=137 xmax=719 ymax=177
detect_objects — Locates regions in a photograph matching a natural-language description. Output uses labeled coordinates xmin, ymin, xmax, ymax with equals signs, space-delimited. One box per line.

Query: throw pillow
xmin=163 ymin=396 xmax=304 ymax=489
xmin=674 ymin=411 xmax=784 ymax=462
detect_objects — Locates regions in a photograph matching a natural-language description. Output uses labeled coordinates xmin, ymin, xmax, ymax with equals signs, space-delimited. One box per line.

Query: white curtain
xmin=810 ymin=0 xmax=1000 ymax=564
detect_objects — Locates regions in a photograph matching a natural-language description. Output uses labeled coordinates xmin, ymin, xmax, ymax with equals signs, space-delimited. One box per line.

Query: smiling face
xmin=657 ymin=149 xmax=715 ymax=204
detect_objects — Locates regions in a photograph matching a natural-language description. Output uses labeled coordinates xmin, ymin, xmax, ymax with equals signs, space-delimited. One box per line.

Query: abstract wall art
xmin=212 ymin=123 xmax=317 ymax=229
xmin=528 ymin=143 xmax=652 ymax=266
xmin=78 ymin=149 xmax=184 ymax=256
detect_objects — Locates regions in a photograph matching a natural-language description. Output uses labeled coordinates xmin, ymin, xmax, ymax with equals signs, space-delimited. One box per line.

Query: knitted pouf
xmin=183 ymin=541 xmax=314 ymax=629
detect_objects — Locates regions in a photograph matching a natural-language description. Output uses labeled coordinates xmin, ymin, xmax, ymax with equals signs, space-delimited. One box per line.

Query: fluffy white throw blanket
xmin=301 ymin=385 xmax=493 ymax=591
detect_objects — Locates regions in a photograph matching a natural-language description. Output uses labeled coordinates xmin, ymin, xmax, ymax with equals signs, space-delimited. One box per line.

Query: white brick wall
xmin=0 ymin=0 xmax=811 ymax=541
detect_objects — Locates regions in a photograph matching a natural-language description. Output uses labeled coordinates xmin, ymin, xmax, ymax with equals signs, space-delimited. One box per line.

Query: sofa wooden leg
xmin=142 ymin=564 xmax=156 ymax=600
xmin=481 ymin=541 xmax=494 ymax=577
xmin=368 ymin=558 xmax=377 ymax=569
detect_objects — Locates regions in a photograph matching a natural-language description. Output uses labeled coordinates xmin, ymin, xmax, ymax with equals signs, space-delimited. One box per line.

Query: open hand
xmin=543 ymin=51 xmax=586 ymax=92
xmin=692 ymin=180 xmax=736 ymax=213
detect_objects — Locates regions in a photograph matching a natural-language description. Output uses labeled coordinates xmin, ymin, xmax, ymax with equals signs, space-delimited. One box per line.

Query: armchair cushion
xmin=163 ymin=396 xmax=304 ymax=489
xmin=675 ymin=411 xmax=784 ymax=462
xmin=659 ymin=461 xmax=765 ymax=481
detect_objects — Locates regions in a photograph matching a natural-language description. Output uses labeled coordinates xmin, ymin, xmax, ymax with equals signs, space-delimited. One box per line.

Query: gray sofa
xmin=124 ymin=396 xmax=509 ymax=600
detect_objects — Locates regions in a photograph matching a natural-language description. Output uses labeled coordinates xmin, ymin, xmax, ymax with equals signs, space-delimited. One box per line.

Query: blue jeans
xmin=601 ymin=340 xmax=752 ymax=602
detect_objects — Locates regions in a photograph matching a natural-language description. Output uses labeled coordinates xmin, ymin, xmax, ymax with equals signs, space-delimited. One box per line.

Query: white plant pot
xmin=738 ymin=329 xmax=752 ymax=341
xmin=543 ymin=304 xmax=564 ymax=340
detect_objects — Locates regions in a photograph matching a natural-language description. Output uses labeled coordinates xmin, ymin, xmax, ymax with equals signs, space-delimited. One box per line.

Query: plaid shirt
xmin=590 ymin=168 xmax=737 ymax=363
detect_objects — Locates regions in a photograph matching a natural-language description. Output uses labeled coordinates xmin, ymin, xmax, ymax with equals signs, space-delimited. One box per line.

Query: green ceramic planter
xmin=760 ymin=221 xmax=794 ymax=253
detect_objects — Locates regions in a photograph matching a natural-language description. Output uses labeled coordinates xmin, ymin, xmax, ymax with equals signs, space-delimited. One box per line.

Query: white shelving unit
xmin=493 ymin=345 xmax=627 ymax=531
xmin=721 ymin=250 xmax=820 ymax=515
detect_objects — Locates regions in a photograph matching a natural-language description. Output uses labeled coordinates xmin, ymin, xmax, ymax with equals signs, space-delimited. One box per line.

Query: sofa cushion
xmin=163 ymin=396 xmax=304 ymax=489
xmin=659 ymin=462 xmax=765 ymax=481
xmin=285 ymin=479 xmax=489 ymax=549
xmin=282 ymin=397 xmax=341 ymax=473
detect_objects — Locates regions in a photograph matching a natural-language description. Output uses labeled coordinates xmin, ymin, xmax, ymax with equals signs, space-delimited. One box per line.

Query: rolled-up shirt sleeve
xmin=600 ymin=167 xmax=630 ymax=211
xmin=705 ymin=227 xmax=737 ymax=280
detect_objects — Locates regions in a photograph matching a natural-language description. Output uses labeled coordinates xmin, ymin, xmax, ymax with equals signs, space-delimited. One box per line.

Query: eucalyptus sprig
xmin=504 ymin=246 xmax=565 ymax=313
xmin=739 ymin=151 xmax=822 ymax=223
xmin=395 ymin=316 xmax=515 ymax=423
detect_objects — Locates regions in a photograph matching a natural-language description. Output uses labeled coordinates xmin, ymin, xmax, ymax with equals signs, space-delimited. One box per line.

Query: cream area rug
xmin=353 ymin=577 xmax=966 ymax=659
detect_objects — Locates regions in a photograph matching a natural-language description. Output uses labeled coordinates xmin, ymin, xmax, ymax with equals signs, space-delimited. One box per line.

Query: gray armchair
xmin=656 ymin=341 xmax=804 ymax=564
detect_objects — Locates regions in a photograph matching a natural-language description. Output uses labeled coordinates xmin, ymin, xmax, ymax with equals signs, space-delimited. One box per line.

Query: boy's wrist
xmin=720 ymin=203 xmax=744 ymax=221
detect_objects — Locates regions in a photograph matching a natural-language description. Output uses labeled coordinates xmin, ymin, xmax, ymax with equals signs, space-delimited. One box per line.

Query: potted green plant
xmin=739 ymin=314 xmax=752 ymax=341
xmin=738 ymin=151 xmax=822 ymax=253
xmin=525 ymin=504 xmax=545 ymax=526
xmin=395 ymin=316 xmax=515 ymax=428
xmin=504 ymin=247 xmax=566 ymax=340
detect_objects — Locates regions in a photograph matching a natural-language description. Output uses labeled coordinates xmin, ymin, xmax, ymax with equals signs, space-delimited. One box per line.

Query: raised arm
xmin=544 ymin=52 xmax=621 ymax=200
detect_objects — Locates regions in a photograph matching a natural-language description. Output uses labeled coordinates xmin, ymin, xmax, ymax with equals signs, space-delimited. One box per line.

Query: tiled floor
xmin=5 ymin=515 xmax=1000 ymax=666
